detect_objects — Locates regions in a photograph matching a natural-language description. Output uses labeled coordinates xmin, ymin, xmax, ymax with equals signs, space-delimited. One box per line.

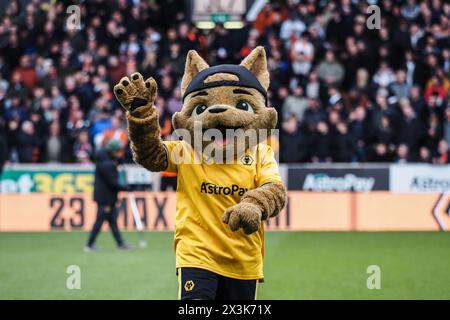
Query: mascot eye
xmin=192 ymin=104 xmax=208 ymax=116
xmin=236 ymin=100 xmax=254 ymax=113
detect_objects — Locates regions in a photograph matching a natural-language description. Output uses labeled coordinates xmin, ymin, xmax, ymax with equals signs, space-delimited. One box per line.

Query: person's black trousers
xmin=87 ymin=203 xmax=124 ymax=247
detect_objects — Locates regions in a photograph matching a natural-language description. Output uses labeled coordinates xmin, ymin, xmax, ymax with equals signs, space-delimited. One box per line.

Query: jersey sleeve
xmin=256 ymin=145 xmax=283 ymax=187
xmin=162 ymin=140 xmax=183 ymax=174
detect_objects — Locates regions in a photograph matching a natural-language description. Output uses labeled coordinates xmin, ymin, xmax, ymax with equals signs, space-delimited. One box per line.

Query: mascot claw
xmin=222 ymin=202 xmax=262 ymax=235
xmin=113 ymin=72 xmax=158 ymax=116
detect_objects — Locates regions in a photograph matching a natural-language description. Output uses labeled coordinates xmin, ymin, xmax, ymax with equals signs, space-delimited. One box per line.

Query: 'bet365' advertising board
xmin=0 ymin=168 xmax=94 ymax=194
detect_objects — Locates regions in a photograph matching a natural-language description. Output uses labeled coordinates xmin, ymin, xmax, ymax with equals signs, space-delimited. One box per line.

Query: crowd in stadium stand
xmin=0 ymin=0 xmax=449 ymax=165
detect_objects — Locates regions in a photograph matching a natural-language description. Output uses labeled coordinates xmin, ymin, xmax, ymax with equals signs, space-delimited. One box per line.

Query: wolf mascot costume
xmin=114 ymin=46 xmax=287 ymax=300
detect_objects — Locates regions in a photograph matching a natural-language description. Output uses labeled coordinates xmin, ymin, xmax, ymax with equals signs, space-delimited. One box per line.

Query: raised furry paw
xmin=222 ymin=202 xmax=262 ymax=235
xmin=113 ymin=72 xmax=158 ymax=116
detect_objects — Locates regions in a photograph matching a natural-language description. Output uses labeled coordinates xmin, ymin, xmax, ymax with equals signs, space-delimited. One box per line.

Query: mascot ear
xmin=240 ymin=46 xmax=270 ymax=91
xmin=172 ymin=111 xmax=182 ymax=130
xmin=181 ymin=50 xmax=209 ymax=96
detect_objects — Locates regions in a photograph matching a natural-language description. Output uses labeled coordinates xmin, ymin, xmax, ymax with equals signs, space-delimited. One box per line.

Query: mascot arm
xmin=113 ymin=73 xmax=168 ymax=172
xmin=126 ymin=109 xmax=168 ymax=172
xmin=222 ymin=182 xmax=287 ymax=235
xmin=240 ymin=182 xmax=287 ymax=220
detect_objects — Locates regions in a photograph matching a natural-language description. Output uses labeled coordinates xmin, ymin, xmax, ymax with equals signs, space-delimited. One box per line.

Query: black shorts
xmin=178 ymin=267 xmax=258 ymax=300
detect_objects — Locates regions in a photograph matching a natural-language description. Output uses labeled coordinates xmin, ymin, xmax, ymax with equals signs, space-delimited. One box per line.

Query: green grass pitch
xmin=1 ymin=231 xmax=449 ymax=299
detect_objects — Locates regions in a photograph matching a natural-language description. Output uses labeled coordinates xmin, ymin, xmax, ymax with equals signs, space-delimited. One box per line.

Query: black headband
xmin=182 ymin=64 xmax=267 ymax=104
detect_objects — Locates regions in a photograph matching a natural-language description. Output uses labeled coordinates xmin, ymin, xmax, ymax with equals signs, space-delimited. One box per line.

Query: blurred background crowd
xmin=0 ymin=0 xmax=449 ymax=165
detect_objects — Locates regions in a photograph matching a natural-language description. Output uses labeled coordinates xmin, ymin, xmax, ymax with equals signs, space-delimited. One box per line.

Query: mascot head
xmin=172 ymin=46 xmax=277 ymax=160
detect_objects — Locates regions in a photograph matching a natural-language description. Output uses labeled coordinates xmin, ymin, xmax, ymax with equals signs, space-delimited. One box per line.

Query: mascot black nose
xmin=208 ymin=107 xmax=227 ymax=113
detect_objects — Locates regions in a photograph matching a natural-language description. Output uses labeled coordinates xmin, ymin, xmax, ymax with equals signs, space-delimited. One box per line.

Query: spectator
xmin=282 ymin=86 xmax=308 ymax=122
xmin=390 ymin=70 xmax=411 ymax=99
xmin=368 ymin=143 xmax=393 ymax=163
xmin=350 ymin=68 xmax=372 ymax=98
xmin=398 ymin=99 xmax=425 ymax=154
xmin=316 ymin=50 xmax=345 ymax=87
xmin=333 ymin=122 xmax=354 ymax=162
xmin=101 ymin=116 xmax=128 ymax=149
xmin=74 ymin=130 xmax=93 ymax=163
xmin=155 ymin=96 xmax=173 ymax=138
xmin=401 ymin=0 xmax=421 ymax=21
xmin=12 ymin=55 xmax=38 ymax=90
xmin=280 ymin=116 xmax=307 ymax=163
xmin=349 ymin=106 xmax=369 ymax=161
xmin=444 ymin=107 xmax=450 ymax=147
xmin=305 ymin=70 xmax=320 ymax=99
xmin=46 ymin=121 xmax=72 ymax=163
xmin=253 ymin=4 xmax=282 ymax=35
xmin=0 ymin=120 xmax=7 ymax=175
xmin=373 ymin=61 xmax=396 ymax=88
xmin=409 ymin=85 xmax=427 ymax=119
xmin=418 ymin=146 xmax=432 ymax=163
xmin=303 ymin=98 xmax=326 ymax=129
xmin=17 ymin=121 xmax=39 ymax=163
xmin=433 ymin=140 xmax=449 ymax=164
xmin=327 ymin=87 xmax=343 ymax=106
xmin=91 ymin=110 xmax=113 ymax=149
xmin=167 ymin=87 xmax=183 ymax=115
xmin=290 ymin=31 xmax=314 ymax=84
xmin=442 ymin=48 xmax=450 ymax=74
xmin=395 ymin=144 xmax=411 ymax=163
xmin=425 ymin=112 xmax=443 ymax=153
xmin=424 ymin=75 xmax=447 ymax=102
xmin=280 ymin=12 xmax=306 ymax=43
xmin=374 ymin=115 xmax=396 ymax=147
xmin=108 ymin=56 xmax=127 ymax=85
xmin=310 ymin=121 xmax=333 ymax=163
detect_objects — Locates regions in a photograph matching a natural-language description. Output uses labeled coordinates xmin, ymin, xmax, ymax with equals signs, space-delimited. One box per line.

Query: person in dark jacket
xmin=310 ymin=121 xmax=334 ymax=162
xmin=85 ymin=139 xmax=133 ymax=252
